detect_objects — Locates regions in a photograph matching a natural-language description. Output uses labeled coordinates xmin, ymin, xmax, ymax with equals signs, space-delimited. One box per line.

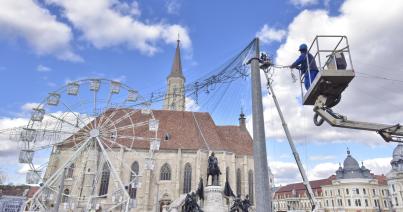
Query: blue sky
xmin=1 ymin=0 xmax=402 ymax=185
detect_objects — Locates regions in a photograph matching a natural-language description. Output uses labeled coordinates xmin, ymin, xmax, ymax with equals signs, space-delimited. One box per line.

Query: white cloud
xmin=166 ymin=0 xmax=181 ymax=15
xmin=271 ymin=157 xmax=392 ymax=185
xmin=21 ymin=102 xmax=40 ymax=111
xmin=308 ymin=162 xmax=339 ymax=180
xmin=363 ymin=157 xmax=391 ymax=176
xmin=185 ymin=97 xmax=200 ymax=111
xmin=113 ymin=1 xmax=141 ymax=17
xmin=309 ymin=155 xmax=336 ymax=161
xmin=112 ymin=75 xmax=127 ymax=83
xmin=256 ymin=25 xmax=287 ymax=45
xmin=270 ymin=161 xmax=300 ymax=185
xmin=290 ymin=0 xmax=318 ymax=7
xmin=17 ymin=163 xmax=41 ymax=174
xmin=0 ymin=117 xmax=29 ymax=158
xmin=46 ymin=0 xmax=191 ymax=55
xmin=0 ymin=0 xmax=81 ymax=62
xmin=253 ymin=0 xmax=403 ymax=146
xmin=36 ymin=65 xmax=52 ymax=72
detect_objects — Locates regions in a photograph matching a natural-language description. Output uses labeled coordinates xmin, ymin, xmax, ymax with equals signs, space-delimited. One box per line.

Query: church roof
xmin=61 ymin=109 xmax=253 ymax=155
xmin=274 ymin=176 xmax=336 ymax=198
xmin=168 ymin=40 xmax=184 ymax=80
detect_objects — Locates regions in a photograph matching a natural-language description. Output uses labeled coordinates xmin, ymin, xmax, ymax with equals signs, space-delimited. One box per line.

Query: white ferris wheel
xmin=8 ymin=78 xmax=160 ymax=211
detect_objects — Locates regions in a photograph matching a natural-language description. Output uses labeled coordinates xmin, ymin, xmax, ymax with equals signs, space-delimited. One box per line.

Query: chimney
xmin=239 ymin=111 xmax=246 ymax=131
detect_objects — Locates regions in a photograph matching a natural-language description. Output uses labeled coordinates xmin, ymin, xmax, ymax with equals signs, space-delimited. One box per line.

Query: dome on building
xmin=391 ymin=144 xmax=403 ymax=171
xmin=336 ymin=149 xmax=373 ymax=180
xmin=392 ymin=144 xmax=403 ymax=162
xmin=343 ymin=149 xmax=360 ymax=171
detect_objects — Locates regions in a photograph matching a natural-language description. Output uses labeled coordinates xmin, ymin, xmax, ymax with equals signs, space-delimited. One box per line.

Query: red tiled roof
xmin=216 ymin=126 xmax=253 ymax=155
xmin=0 ymin=185 xmax=30 ymax=197
xmin=26 ymin=186 xmax=40 ymax=198
xmin=61 ymin=109 xmax=253 ymax=155
xmin=274 ymin=174 xmax=387 ymax=198
xmin=375 ymin=174 xmax=387 ymax=185
xmin=274 ymin=175 xmax=335 ymax=198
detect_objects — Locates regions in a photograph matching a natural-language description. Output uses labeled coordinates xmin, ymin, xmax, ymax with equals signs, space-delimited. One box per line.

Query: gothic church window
xmin=183 ymin=163 xmax=192 ymax=193
xmin=62 ymin=189 xmax=69 ymax=203
xmin=236 ymin=168 xmax=242 ymax=196
xmin=129 ymin=161 xmax=139 ymax=199
xmin=248 ymin=170 xmax=254 ymax=204
xmin=160 ymin=163 xmax=171 ymax=180
xmin=66 ymin=163 xmax=75 ymax=178
xmin=99 ymin=163 xmax=110 ymax=196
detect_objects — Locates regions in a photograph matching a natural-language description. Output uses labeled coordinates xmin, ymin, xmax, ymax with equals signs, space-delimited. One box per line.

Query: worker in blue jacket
xmin=290 ymin=44 xmax=319 ymax=90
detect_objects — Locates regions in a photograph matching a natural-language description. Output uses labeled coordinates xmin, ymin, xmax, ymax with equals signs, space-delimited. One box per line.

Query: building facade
xmin=0 ymin=185 xmax=38 ymax=212
xmin=42 ymin=41 xmax=261 ymax=212
xmin=274 ymin=150 xmax=390 ymax=212
xmin=387 ymin=144 xmax=403 ymax=211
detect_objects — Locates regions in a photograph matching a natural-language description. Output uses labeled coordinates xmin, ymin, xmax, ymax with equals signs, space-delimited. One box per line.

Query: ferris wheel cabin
xmin=301 ymin=35 xmax=355 ymax=107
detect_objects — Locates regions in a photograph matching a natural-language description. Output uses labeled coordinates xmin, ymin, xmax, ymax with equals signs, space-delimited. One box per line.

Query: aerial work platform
xmin=300 ymin=35 xmax=355 ymax=108
xmin=303 ymin=69 xmax=355 ymax=106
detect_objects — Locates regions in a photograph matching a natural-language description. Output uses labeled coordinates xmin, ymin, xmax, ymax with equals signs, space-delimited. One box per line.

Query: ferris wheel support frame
xmin=27 ymin=137 xmax=92 ymax=210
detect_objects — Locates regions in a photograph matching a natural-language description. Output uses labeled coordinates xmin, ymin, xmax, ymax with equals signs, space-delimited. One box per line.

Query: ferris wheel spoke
xmin=93 ymin=89 xmax=98 ymax=118
xmin=115 ymin=135 xmax=152 ymax=142
xmin=43 ymin=135 xmax=88 ymax=151
xmin=60 ymin=101 xmax=94 ymax=131
xmin=100 ymin=138 xmax=142 ymax=178
xmin=102 ymin=120 xmax=149 ymax=134
xmin=28 ymin=137 xmax=93 ymax=206
xmin=100 ymin=109 xmax=140 ymax=130
xmin=99 ymin=135 xmax=133 ymax=151
xmin=97 ymin=99 xmax=128 ymax=130
xmin=98 ymin=107 xmax=136 ymax=130
xmin=18 ymin=78 xmax=160 ymax=211
xmin=95 ymin=137 xmax=130 ymax=199
xmin=98 ymin=108 xmax=121 ymax=129
xmin=45 ymin=113 xmax=80 ymax=129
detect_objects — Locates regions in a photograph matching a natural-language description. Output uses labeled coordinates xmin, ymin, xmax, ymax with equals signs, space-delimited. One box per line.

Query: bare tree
xmin=0 ymin=169 xmax=7 ymax=184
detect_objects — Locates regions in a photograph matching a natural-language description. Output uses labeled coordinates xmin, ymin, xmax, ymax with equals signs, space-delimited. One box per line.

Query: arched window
xmin=160 ymin=163 xmax=171 ymax=180
xmin=62 ymin=189 xmax=69 ymax=203
xmin=248 ymin=170 xmax=254 ymax=204
xmin=236 ymin=168 xmax=242 ymax=196
xmin=99 ymin=163 xmax=110 ymax=196
xmin=129 ymin=161 xmax=139 ymax=199
xmin=66 ymin=163 xmax=75 ymax=178
xmin=183 ymin=163 xmax=192 ymax=193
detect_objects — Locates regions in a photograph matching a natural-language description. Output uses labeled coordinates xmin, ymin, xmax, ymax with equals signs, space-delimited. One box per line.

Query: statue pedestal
xmin=203 ymin=186 xmax=226 ymax=212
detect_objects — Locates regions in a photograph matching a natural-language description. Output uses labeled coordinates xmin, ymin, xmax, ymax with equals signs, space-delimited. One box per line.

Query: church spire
xmin=168 ymin=39 xmax=184 ymax=79
xmin=163 ymin=37 xmax=186 ymax=111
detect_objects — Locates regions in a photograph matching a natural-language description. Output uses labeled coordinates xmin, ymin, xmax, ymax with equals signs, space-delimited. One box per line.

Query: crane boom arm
xmin=314 ymin=95 xmax=403 ymax=142
xmin=264 ymin=72 xmax=319 ymax=211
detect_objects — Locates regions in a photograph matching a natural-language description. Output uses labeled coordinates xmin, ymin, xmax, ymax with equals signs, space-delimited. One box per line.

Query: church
xmin=41 ymin=40 xmax=267 ymax=212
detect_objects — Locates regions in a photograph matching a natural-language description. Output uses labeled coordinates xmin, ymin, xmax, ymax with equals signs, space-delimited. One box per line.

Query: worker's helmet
xmin=299 ymin=43 xmax=308 ymax=51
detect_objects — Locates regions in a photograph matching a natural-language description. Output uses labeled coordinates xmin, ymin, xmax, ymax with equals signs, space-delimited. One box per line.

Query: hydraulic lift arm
xmin=263 ymin=71 xmax=319 ymax=211
xmin=313 ymin=95 xmax=403 ymax=142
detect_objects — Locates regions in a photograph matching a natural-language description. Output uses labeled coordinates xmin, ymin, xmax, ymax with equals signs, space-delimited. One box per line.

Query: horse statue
xmin=183 ymin=192 xmax=203 ymax=212
xmin=230 ymin=195 xmax=251 ymax=212
xmin=207 ymin=152 xmax=221 ymax=186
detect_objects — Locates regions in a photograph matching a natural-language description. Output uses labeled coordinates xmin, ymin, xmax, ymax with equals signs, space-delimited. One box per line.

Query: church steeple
xmin=164 ymin=38 xmax=186 ymax=111
xmin=168 ymin=39 xmax=184 ymax=79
